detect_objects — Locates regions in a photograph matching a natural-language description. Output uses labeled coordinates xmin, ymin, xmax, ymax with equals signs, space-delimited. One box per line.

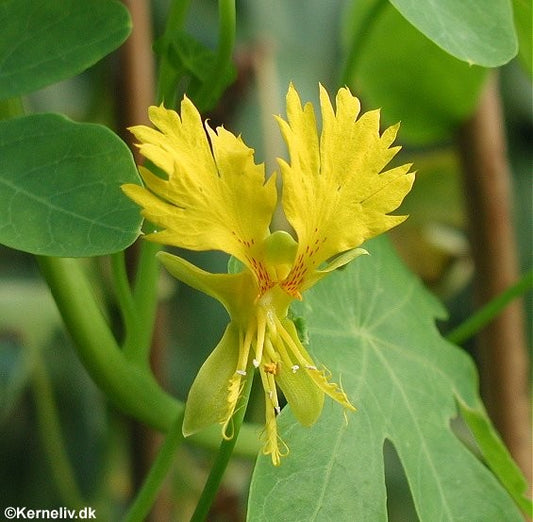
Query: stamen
xmin=271 ymin=314 xmax=356 ymax=411
xmin=255 ymin=307 xmax=267 ymax=366
xmin=259 ymin=366 xmax=281 ymax=416
xmin=237 ymin=324 xmax=255 ymax=375
xmin=262 ymin=402 xmax=282 ymax=466
xmin=259 ymin=376 xmax=289 ymax=466
xmin=266 ymin=331 xmax=294 ymax=370
xmin=264 ymin=361 xmax=279 ymax=375
xmin=291 ymin=365 xmax=300 ymax=373
xmin=263 ymin=336 xmax=279 ymax=364
xmin=253 ymin=359 xmax=260 ymax=368
xmin=265 ymin=309 xmax=278 ymax=339
xmin=273 ymin=314 xmax=314 ymax=369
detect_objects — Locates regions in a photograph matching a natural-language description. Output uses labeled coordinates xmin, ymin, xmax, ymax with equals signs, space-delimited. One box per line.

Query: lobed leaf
xmin=248 ymin=237 xmax=529 ymax=520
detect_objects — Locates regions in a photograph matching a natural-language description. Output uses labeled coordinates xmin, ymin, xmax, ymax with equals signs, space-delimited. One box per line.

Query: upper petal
xmin=277 ymin=84 xmax=415 ymax=292
xmin=122 ymin=97 xmax=277 ymax=271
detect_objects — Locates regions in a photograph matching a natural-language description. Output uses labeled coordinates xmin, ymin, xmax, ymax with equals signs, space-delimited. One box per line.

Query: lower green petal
xmin=275 ymin=320 xmax=325 ymax=426
xmin=182 ymin=323 xmax=240 ymax=437
xmin=277 ymin=364 xmax=325 ymax=427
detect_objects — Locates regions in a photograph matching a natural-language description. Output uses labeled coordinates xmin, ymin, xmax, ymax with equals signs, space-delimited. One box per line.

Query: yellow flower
xmin=122 ymin=84 xmax=415 ymax=465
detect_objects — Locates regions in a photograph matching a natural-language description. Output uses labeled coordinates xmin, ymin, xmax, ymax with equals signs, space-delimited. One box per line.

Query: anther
xmin=291 ymin=365 xmax=300 ymax=373
xmin=264 ymin=362 xmax=279 ymax=375
xmin=236 ymin=369 xmax=247 ymax=376
xmin=306 ymin=365 xmax=317 ymax=371
xmin=253 ymin=359 xmax=260 ymax=368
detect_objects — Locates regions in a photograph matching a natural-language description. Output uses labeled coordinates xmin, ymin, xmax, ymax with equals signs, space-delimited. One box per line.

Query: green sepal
xmin=276 ymin=319 xmax=324 ymax=427
xmin=157 ymin=251 xmax=256 ymax=320
xmin=182 ymin=323 xmax=240 ymax=437
xmin=319 ymin=247 xmax=369 ymax=273
xmin=303 ymin=247 xmax=368 ymax=291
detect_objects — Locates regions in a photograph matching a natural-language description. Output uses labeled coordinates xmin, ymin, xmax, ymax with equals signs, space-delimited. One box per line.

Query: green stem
xmin=37 ymin=254 xmax=261 ymax=456
xmin=193 ymin=0 xmax=236 ymax=111
xmin=111 ymin=251 xmax=136 ymax=322
xmin=339 ymin=0 xmax=387 ymax=86
xmin=191 ymin=370 xmax=255 ymax=522
xmin=124 ymin=240 xmax=161 ymax=364
xmin=156 ymin=0 xmax=192 ymax=105
xmin=123 ymin=412 xmax=185 ymax=522
xmin=36 ymin=255 xmax=180 ymax=431
xmin=30 ymin=346 xmax=85 ymax=508
xmin=111 ymin=251 xmax=139 ymax=352
xmin=447 ymin=268 xmax=533 ymax=345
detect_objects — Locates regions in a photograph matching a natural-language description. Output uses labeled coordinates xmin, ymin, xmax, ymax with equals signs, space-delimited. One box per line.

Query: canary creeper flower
xmin=122 ymin=84 xmax=415 ymax=465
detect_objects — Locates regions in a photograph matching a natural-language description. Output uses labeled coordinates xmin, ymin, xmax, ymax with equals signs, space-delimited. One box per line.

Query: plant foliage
xmin=0 ymin=0 xmax=131 ymax=98
xmin=249 ymin=237 xmax=529 ymax=520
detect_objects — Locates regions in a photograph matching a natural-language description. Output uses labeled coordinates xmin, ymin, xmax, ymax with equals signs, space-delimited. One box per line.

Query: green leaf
xmin=155 ymin=31 xmax=237 ymax=108
xmin=165 ymin=32 xmax=219 ymax=83
xmin=0 ymin=0 xmax=131 ymax=99
xmin=389 ymin=0 xmax=517 ymax=67
xmin=0 ymin=113 xmax=142 ymax=256
xmin=512 ymin=0 xmax=532 ymax=75
xmin=248 ymin=237 xmax=529 ymax=520
xmin=345 ymin=2 xmax=487 ymax=144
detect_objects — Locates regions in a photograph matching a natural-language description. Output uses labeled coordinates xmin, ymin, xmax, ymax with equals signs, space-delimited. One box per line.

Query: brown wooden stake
xmin=118 ymin=0 xmax=155 ymax=132
xmin=457 ymin=72 xmax=532 ymax=486
xmin=116 ymin=2 xmax=172 ymax=520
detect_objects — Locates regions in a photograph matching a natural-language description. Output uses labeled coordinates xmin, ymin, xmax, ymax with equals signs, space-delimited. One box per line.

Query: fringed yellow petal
xmin=221 ymin=371 xmax=246 ymax=440
xmin=130 ymin=103 xmax=215 ymax=177
xmin=124 ymin=97 xmax=277 ymax=270
xmin=261 ymin=398 xmax=288 ymax=466
xmin=304 ymin=366 xmax=356 ymax=412
xmin=275 ymin=316 xmax=355 ymax=413
xmin=277 ymin=84 xmax=415 ymax=293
